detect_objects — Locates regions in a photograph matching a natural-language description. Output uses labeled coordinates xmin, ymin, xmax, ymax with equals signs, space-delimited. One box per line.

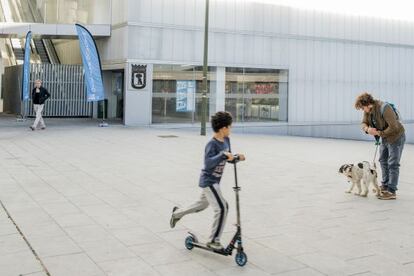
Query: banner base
xmin=16 ymin=115 xmax=26 ymax=122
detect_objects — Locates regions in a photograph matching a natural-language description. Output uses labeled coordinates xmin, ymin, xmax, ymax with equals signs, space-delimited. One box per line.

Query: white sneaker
xmin=206 ymin=241 xmax=224 ymax=250
xmin=169 ymin=207 xmax=180 ymax=228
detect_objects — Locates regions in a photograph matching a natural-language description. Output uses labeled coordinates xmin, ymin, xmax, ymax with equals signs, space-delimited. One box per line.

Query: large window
xmin=225 ymin=68 xmax=288 ymax=122
xmin=152 ymin=65 xmax=215 ymax=124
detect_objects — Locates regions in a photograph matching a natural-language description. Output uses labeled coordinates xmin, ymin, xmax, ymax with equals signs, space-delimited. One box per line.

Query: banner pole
xmin=17 ymin=75 xmax=25 ymax=122
xmin=18 ymin=31 xmax=31 ymax=122
xmin=99 ymin=99 xmax=108 ymax=127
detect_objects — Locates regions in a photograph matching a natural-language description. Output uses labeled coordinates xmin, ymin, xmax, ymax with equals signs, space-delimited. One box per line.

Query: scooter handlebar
xmin=227 ymin=154 xmax=241 ymax=164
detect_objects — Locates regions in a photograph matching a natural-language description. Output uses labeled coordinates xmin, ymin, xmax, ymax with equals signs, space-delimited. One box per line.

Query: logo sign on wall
xmin=131 ymin=64 xmax=147 ymax=89
xmin=176 ymin=80 xmax=196 ymax=112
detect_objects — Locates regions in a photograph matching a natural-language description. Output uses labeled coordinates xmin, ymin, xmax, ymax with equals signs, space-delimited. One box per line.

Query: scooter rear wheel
xmin=235 ymin=251 xmax=247 ymax=266
xmin=185 ymin=236 xmax=194 ymax=250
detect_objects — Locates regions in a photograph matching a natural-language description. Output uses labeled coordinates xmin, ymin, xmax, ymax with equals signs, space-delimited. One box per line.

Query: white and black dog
xmin=339 ymin=161 xmax=380 ymax=197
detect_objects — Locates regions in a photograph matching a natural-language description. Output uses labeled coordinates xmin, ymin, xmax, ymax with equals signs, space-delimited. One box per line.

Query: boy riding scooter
xmin=170 ymin=111 xmax=245 ymax=250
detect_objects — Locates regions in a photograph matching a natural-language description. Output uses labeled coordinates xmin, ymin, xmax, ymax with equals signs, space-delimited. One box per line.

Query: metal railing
xmin=3 ymin=64 xmax=92 ymax=117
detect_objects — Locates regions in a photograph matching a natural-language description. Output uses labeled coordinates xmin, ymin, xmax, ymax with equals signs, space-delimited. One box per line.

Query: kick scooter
xmin=184 ymin=154 xmax=248 ymax=266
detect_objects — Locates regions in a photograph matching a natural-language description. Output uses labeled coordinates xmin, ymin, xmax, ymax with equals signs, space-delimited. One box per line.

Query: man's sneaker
xmin=378 ymin=191 xmax=396 ymax=200
xmin=169 ymin=206 xmax=180 ymax=228
xmin=206 ymin=241 xmax=224 ymax=250
xmin=379 ymin=185 xmax=388 ymax=193
xmin=29 ymin=126 xmax=35 ymax=131
xmin=41 ymin=127 xmax=46 ymax=130
xmin=376 ymin=185 xmax=388 ymax=198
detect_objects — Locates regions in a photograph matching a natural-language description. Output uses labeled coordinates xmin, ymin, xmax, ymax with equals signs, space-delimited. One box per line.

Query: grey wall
xmin=2 ymin=66 xmax=22 ymax=114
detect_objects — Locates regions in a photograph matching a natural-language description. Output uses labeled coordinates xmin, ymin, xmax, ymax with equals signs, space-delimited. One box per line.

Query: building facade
xmin=2 ymin=0 xmax=413 ymax=141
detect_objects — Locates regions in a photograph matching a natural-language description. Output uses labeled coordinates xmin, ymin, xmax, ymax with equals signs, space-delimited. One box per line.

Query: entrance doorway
xmin=107 ymin=71 xmax=124 ymax=121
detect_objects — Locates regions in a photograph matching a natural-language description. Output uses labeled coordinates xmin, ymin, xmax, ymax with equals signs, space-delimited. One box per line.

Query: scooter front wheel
xmin=235 ymin=251 xmax=247 ymax=266
xmin=185 ymin=236 xmax=195 ymax=250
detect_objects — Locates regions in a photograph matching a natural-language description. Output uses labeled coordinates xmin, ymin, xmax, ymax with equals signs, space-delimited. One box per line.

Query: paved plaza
xmin=1 ymin=116 xmax=414 ymax=276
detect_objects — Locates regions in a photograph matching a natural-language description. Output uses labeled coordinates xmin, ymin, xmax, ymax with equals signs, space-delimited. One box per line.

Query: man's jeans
xmin=379 ymin=133 xmax=405 ymax=193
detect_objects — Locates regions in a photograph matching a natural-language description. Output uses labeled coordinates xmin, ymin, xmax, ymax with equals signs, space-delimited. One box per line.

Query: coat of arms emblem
xmin=131 ymin=64 xmax=146 ymax=89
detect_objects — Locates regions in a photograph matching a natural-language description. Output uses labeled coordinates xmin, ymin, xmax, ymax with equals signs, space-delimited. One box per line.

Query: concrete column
xmin=123 ymin=62 xmax=153 ymax=125
xmin=209 ymin=66 xmax=225 ymax=116
xmin=279 ymin=82 xmax=288 ymax=121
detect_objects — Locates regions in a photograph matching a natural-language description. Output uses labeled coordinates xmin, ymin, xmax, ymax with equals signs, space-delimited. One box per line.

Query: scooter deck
xmin=191 ymin=242 xmax=230 ymax=256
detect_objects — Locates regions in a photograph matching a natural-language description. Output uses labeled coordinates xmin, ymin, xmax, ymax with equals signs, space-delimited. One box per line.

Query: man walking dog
xmin=355 ymin=92 xmax=405 ymax=200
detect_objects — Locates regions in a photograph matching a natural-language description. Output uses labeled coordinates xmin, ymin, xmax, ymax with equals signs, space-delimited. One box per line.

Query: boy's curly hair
xmin=211 ymin=111 xmax=233 ymax=132
xmin=355 ymin=92 xmax=375 ymax=110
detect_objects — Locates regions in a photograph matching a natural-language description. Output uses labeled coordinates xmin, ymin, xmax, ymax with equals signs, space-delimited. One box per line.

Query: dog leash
xmin=373 ymin=136 xmax=381 ymax=169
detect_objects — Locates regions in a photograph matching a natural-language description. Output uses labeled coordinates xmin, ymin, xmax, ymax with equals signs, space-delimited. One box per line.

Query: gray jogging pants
xmin=173 ymin=183 xmax=229 ymax=243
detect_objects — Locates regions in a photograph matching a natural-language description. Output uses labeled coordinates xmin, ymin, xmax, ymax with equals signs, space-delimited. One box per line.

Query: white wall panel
xmin=223 ymin=34 xmax=236 ymax=65
xmin=100 ymin=27 xmax=128 ymax=61
xmin=183 ymin=0 xmax=198 ymax=27
xmin=150 ymin=0 xmax=163 ymax=24
xmin=210 ymin=0 xmax=219 ymax=29
xmin=254 ymin=36 xmax=265 ymax=65
xmin=176 ymin=0 xmax=187 ymax=26
xmin=263 ymin=37 xmax=272 ymax=65
xmin=183 ymin=30 xmax=196 ymax=62
xmin=309 ymin=38 xmax=323 ymax=121
xmin=279 ymin=5 xmax=289 ymax=35
xmin=328 ymin=13 xmax=337 ymax=39
xmin=354 ymin=16 xmax=362 ymax=41
xmin=129 ymin=0 xmax=151 ymax=23
xmin=149 ymin=28 xmax=162 ymax=60
xmin=297 ymin=9 xmax=307 ymax=36
xmin=313 ymin=10 xmax=322 ymax=38
xmin=210 ymin=32 xmax=219 ymax=64
xmin=111 ymin=0 xmax=127 ymax=25
xmin=370 ymin=17 xmax=380 ymax=42
xmin=161 ymin=0 xmax=175 ymax=25
xmin=304 ymin=40 xmax=314 ymax=121
xmin=359 ymin=16 xmax=368 ymax=41
xmin=210 ymin=2 xmax=228 ymax=29
xmin=336 ymin=42 xmax=345 ymax=121
xmin=128 ymin=27 xmax=151 ymax=59
xmin=270 ymin=37 xmax=281 ymax=65
xmin=234 ymin=34 xmax=244 ymax=65
xmin=401 ymin=49 xmax=410 ymax=117
xmin=160 ymin=28 xmax=174 ymax=60
xmin=251 ymin=3 xmax=264 ymax=33
xmin=242 ymin=34 xmax=256 ymax=65
xmin=233 ymin=0 xmax=246 ymax=31
xmin=289 ymin=8 xmax=299 ymax=36
xmin=172 ymin=29 xmax=185 ymax=61
xmin=400 ymin=21 xmax=409 ymax=45
xmin=224 ymin=0 xmax=236 ymax=31
xmin=263 ymin=3 xmax=274 ymax=34
xmin=279 ymin=38 xmax=289 ymax=65
xmin=194 ymin=0 xmax=205 ymax=27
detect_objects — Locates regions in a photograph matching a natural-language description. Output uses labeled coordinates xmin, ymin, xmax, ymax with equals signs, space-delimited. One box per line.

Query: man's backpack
xmin=380 ymin=102 xmax=400 ymax=121
xmin=370 ymin=102 xmax=400 ymax=132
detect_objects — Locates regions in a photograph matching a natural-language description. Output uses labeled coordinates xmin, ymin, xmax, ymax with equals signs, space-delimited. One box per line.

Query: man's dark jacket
xmin=32 ymin=87 xmax=50 ymax=105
